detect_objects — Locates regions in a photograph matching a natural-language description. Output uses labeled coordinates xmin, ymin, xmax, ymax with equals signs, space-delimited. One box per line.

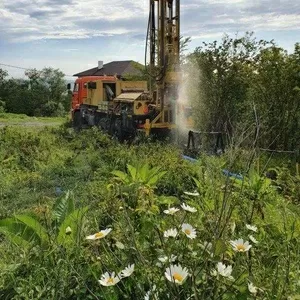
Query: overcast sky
xmin=0 ymin=0 xmax=299 ymax=79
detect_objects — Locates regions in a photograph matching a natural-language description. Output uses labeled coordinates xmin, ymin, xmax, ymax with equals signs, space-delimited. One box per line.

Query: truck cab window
xmin=74 ymin=83 xmax=79 ymax=92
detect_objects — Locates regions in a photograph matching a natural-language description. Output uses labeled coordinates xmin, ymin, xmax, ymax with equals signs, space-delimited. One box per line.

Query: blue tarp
xmin=182 ymin=155 xmax=243 ymax=180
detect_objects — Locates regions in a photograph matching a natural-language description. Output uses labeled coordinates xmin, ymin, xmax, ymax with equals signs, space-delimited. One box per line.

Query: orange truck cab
xmin=70 ymin=76 xmax=117 ymax=114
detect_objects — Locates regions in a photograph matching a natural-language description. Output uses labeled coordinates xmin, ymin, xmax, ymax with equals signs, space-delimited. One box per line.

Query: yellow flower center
xmin=107 ymin=277 xmax=114 ymax=284
xmin=173 ymin=272 xmax=183 ymax=282
xmin=95 ymin=232 xmax=104 ymax=239
xmin=236 ymin=244 xmax=246 ymax=251
xmin=185 ymin=229 xmax=191 ymax=235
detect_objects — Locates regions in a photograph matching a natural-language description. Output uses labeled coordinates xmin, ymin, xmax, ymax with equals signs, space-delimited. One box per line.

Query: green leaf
xmin=213 ymin=239 xmax=227 ymax=256
xmin=57 ymin=206 xmax=88 ymax=247
xmin=111 ymin=170 xmax=129 ymax=183
xmin=15 ymin=215 xmax=49 ymax=246
xmin=127 ymin=164 xmax=137 ymax=181
xmin=53 ymin=191 xmax=75 ymax=226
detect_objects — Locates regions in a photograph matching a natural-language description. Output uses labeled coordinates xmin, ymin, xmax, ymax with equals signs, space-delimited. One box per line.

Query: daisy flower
xmin=98 ymin=272 xmax=120 ymax=286
xmin=163 ymin=207 xmax=180 ymax=215
xmin=165 ymin=264 xmax=189 ymax=285
xmin=248 ymin=282 xmax=258 ymax=295
xmin=230 ymin=238 xmax=252 ymax=252
xmin=216 ymin=262 xmax=234 ymax=280
xmin=181 ymin=203 xmax=197 ymax=213
xmin=86 ymin=228 xmax=112 ymax=240
xmin=121 ymin=264 xmax=134 ymax=278
xmin=246 ymin=224 xmax=258 ymax=232
xmin=184 ymin=191 xmax=200 ymax=197
xmin=164 ymin=228 xmax=178 ymax=238
xmin=249 ymin=235 xmax=258 ymax=244
xmin=181 ymin=223 xmax=197 ymax=239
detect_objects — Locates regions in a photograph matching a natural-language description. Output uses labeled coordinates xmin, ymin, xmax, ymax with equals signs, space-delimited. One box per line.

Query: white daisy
xmin=98 ymin=272 xmax=120 ymax=286
xmin=184 ymin=191 xmax=200 ymax=197
xmin=230 ymin=238 xmax=252 ymax=252
xmin=86 ymin=228 xmax=112 ymax=240
xmin=165 ymin=264 xmax=189 ymax=285
xmin=181 ymin=223 xmax=197 ymax=239
xmin=246 ymin=224 xmax=258 ymax=232
xmin=164 ymin=228 xmax=178 ymax=238
xmin=144 ymin=285 xmax=158 ymax=300
xmin=163 ymin=207 xmax=180 ymax=215
xmin=181 ymin=203 xmax=197 ymax=213
xmin=216 ymin=262 xmax=234 ymax=280
xmin=248 ymin=282 xmax=258 ymax=295
xmin=249 ymin=235 xmax=258 ymax=244
xmin=121 ymin=264 xmax=134 ymax=278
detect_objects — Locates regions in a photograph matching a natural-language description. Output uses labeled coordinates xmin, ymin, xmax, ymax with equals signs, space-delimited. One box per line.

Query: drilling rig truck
xmin=69 ymin=0 xmax=181 ymax=140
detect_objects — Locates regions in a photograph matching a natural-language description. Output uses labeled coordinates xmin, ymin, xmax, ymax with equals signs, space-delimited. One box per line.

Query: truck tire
xmin=73 ymin=111 xmax=82 ymax=131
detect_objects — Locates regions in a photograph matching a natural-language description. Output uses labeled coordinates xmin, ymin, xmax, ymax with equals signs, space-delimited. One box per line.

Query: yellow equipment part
xmin=85 ymin=80 xmax=148 ymax=107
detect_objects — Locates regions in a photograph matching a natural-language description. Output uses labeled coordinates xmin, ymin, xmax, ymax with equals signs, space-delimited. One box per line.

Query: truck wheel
xmin=73 ymin=111 xmax=82 ymax=131
xmin=112 ymin=119 xmax=124 ymax=141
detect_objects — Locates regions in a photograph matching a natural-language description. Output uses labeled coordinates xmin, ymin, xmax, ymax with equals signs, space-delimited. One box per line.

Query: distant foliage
xmin=187 ymin=32 xmax=300 ymax=150
xmin=0 ymin=67 xmax=71 ymax=117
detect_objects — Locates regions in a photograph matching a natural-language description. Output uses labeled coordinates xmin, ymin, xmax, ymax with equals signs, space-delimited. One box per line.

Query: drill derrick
xmin=148 ymin=0 xmax=180 ymax=124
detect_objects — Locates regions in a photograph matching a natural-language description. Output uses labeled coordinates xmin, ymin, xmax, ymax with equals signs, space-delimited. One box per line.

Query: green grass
xmin=0 ymin=126 xmax=300 ymax=299
xmin=0 ymin=112 xmax=66 ymax=125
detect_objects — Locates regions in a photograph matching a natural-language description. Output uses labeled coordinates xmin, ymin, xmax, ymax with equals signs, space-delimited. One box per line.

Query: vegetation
xmin=186 ymin=32 xmax=300 ymax=151
xmin=0 ymin=68 xmax=71 ymax=117
xmin=0 ymin=125 xmax=300 ymax=299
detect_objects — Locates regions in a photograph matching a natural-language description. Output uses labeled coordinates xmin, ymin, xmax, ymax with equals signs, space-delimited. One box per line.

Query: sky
xmin=0 ymin=0 xmax=300 ymax=79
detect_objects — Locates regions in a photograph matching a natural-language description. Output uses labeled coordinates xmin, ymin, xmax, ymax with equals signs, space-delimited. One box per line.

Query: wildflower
xmin=121 ymin=264 xmax=134 ymax=278
xmin=144 ymin=285 xmax=158 ymax=300
xmin=181 ymin=203 xmax=197 ymax=213
xmin=249 ymin=235 xmax=258 ymax=244
xmin=86 ymin=228 xmax=112 ymax=240
xmin=65 ymin=226 xmax=72 ymax=235
xmin=158 ymin=255 xmax=177 ymax=263
xmin=164 ymin=228 xmax=178 ymax=238
xmin=248 ymin=282 xmax=258 ymax=295
xmin=181 ymin=223 xmax=196 ymax=239
xmin=165 ymin=264 xmax=189 ymax=285
xmin=184 ymin=191 xmax=200 ymax=197
xmin=163 ymin=207 xmax=180 ymax=215
xmin=246 ymin=224 xmax=258 ymax=232
xmin=98 ymin=272 xmax=120 ymax=286
xmin=230 ymin=238 xmax=252 ymax=252
xmin=216 ymin=262 xmax=234 ymax=280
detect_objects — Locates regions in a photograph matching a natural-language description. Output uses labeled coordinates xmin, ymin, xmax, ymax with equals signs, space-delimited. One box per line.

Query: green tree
xmin=187 ymin=32 xmax=273 ymax=136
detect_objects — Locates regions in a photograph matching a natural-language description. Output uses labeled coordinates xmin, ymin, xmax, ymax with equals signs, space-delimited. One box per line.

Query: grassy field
xmin=0 ymin=112 xmax=66 ymax=126
xmin=0 ymin=124 xmax=300 ymax=299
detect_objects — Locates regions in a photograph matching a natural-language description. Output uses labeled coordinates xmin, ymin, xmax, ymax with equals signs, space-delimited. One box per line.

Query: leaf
xmin=53 ymin=191 xmax=75 ymax=226
xmin=213 ymin=239 xmax=227 ymax=256
xmin=0 ymin=217 xmax=43 ymax=247
xmin=0 ymin=226 xmax=31 ymax=248
xmin=15 ymin=215 xmax=49 ymax=246
xmin=57 ymin=206 xmax=88 ymax=247
xmin=111 ymin=170 xmax=129 ymax=183
xmin=127 ymin=164 xmax=137 ymax=181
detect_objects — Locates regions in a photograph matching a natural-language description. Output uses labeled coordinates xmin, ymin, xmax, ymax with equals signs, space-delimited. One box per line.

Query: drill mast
xmin=148 ymin=0 xmax=180 ymax=124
